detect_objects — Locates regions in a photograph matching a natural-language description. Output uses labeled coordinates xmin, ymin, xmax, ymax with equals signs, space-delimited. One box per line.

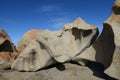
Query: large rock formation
xmin=1 ymin=0 xmax=120 ymax=80
xmin=0 ymin=30 xmax=17 ymax=53
xmin=104 ymin=0 xmax=120 ymax=79
xmin=11 ymin=17 xmax=99 ymax=71
xmin=75 ymin=0 xmax=120 ymax=79
xmin=0 ymin=30 xmax=17 ymax=69
xmin=12 ymin=40 xmax=54 ymax=71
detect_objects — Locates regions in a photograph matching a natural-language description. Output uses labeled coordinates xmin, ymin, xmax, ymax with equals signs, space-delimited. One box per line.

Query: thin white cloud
xmin=49 ymin=17 xmax=72 ymax=30
xmin=40 ymin=5 xmax=60 ymax=12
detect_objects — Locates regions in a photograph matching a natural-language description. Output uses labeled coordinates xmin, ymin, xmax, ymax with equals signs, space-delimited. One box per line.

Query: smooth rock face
xmin=75 ymin=23 xmax=115 ymax=68
xmin=17 ymin=30 xmax=42 ymax=52
xmin=11 ymin=18 xmax=99 ymax=71
xmin=11 ymin=40 xmax=54 ymax=71
xmin=36 ymin=17 xmax=98 ymax=63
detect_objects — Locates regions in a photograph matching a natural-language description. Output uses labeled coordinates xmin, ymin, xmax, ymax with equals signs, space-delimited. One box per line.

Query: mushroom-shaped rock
xmin=44 ymin=17 xmax=99 ymax=63
xmin=11 ymin=17 xmax=99 ymax=71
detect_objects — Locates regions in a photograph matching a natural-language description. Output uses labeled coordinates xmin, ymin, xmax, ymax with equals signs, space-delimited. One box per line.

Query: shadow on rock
xmin=86 ymin=61 xmax=118 ymax=80
xmin=41 ymin=63 xmax=66 ymax=71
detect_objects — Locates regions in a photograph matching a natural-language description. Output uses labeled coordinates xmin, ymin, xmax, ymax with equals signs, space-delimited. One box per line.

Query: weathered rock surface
xmin=17 ymin=30 xmax=42 ymax=52
xmin=76 ymin=0 xmax=120 ymax=79
xmin=0 ymin=30 xmax=17 ymax=69
xmin=0 ymin=30 xmax=17 ymax=53
xmin=0 ymin=52 xmax=15 ymax=69
xmin=0 ymin=30 xmax=11 ymax=42
xmin=0 ymin=63 xmax=115 ymax=80
xmin=11 ymin=17 xmax=99 ymax=71
xmin=36 ymin=17 xmax=98 ymax=63
xmin=104 ymin=0 xmax=120 ymax=79
xmin=75 ymin=23 xmax=115 ymax=68
xmin=0 ymin=0 xmax=120 ymax=80
xmin=11 ymin=40 xmax=54 ymax=71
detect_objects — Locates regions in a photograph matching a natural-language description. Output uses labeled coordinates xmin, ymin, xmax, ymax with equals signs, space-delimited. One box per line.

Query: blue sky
xmin=0 ymin=0 xmax=114 ymax=45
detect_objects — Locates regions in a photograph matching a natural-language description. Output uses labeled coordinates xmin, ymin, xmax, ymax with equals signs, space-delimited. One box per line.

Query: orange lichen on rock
xmin=23 ymin=29 xmax=43 ymax=39
xmin=0 ymin=52 xmax=15 ymax=60
xmin=17 ymin=29 xmax=43 ymax=52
